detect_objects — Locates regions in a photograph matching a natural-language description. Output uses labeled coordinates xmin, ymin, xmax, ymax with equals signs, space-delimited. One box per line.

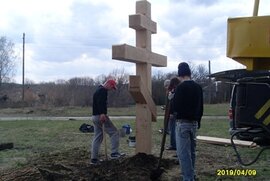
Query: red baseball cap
xmin=106 ymin=79 xmax=117 ymax=90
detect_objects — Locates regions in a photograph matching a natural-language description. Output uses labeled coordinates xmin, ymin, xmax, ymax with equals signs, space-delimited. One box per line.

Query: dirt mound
xmin=0 ymin=148 xmax=177 ymax=181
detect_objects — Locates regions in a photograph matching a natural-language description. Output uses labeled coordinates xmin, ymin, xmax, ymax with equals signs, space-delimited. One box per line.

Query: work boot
xmin=166 ymin=146 xmax=176 ymax=151
xmin=90 ymin=158 xmax=102 ymax=165
xmin=110 ymin=152 xmax=126 ymax=159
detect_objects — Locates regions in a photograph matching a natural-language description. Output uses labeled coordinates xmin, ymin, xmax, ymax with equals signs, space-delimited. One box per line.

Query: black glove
xmin=197 ymin=121 xmax=201 ymax=129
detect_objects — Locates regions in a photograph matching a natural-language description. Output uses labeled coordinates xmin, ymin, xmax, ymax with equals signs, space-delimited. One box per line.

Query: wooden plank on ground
xmin=197 ymin=136 xmax=257 ymax=147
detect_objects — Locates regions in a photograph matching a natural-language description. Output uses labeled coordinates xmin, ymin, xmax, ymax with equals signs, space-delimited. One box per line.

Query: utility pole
xmin=208 ymin=60 xmax=211 ymax=75
xmin=208 ymin=60 xmax=211 ymax=104
xmin=22 ymin=33 xmax=25 ymax=102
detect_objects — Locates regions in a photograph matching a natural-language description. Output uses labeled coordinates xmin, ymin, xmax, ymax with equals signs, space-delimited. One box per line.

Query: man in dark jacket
xmin=90 ymin=79 xmax=125 ymax=165
xmin=174 ymin=62 xmax=203 ymax=180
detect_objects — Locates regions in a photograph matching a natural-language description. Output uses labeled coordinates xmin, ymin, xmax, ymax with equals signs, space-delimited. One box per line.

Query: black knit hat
xmin=178 ymin=62 xmax=191 ymax=77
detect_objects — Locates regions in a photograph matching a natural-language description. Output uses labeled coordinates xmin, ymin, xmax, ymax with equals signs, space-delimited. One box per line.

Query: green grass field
xmin=1 ymin=104 xmax=270 ymax=180
xmin=0 ymin=103 xmax=229 ymax=117
xmin=0 ymin=118 xmax=226 ymax=169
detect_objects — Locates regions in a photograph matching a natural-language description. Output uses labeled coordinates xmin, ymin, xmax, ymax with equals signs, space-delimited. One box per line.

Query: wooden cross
xmin=112 ymin=0 xmax=167 ymax=154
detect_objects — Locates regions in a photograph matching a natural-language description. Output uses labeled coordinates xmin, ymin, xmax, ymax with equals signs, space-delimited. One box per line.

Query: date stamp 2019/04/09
xmin=216 ymin=169 xmax=256 ymax=176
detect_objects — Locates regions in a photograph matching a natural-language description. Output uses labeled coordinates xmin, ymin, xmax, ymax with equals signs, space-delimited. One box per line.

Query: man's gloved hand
xmin=197 ymin=121 xmax=201 ymax=129
xmin=100 ymin=114 xmax=107 ymax=123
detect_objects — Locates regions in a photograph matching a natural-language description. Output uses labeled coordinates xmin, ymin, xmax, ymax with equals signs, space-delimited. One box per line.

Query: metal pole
xmin=253 ymin=0 xmax=260 ymax=16
xmin=208 ymin=60 xmax=211 ymax=104
xmin=22 ymin=33 xmax=25 ymax=102
xmin=208 ymin=60 xmax=211 ymax=75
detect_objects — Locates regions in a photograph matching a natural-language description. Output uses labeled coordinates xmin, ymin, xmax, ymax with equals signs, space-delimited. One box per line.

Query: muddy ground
xmin=0 ymin=142 xmax=268 ymax=181
xmin=0 ymin=147 xmax=178 ymax=181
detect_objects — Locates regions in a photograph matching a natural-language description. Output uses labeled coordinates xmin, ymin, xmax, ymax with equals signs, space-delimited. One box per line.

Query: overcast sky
xmin=1 ymin=0 xmax=269 ymax=83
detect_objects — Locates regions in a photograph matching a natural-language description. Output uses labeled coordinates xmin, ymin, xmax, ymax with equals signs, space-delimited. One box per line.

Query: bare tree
xmin=68 ymin=77 xmax=95 ymax=86
xmin=108 ymin=68 xmax=129 ymax=85
xmin=94 ymin=74 xmax=107 ymax=85
xmin=192 ymin=64 xmax=209 ymax=86
xmin=152 ymin=71 xmax=167 ymax=105
xmin=25 ymin=78 xmax=35 ymax=85
xmin=0 ymin=36 xmax=16 ymax=86
xmin=67 ymin=77 xmax=95 ymax=106
xmin=108 ymin=68 xmax=133 ymax=107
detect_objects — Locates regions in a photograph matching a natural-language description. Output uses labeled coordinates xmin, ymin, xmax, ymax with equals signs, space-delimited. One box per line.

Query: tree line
xmin=0 ymin=36 xmax=232 ymax=108
xmin=0 ymin=67 xmax=232 ymax=108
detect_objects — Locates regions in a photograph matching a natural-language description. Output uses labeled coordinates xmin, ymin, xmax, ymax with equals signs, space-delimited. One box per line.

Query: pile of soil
xmin=3 ymin=142 xmax=255 ymax=180
xmin=0 ymin=148 xmax=177 ymax=181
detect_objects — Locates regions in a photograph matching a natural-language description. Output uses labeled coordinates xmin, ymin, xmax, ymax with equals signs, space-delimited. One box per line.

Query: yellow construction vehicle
xmin=210 ymin=0 xmax=270 ymax=166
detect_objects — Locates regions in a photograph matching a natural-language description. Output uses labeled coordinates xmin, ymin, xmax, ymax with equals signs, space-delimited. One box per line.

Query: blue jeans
xmin=176 ymin=121 xmax=197 ymax=181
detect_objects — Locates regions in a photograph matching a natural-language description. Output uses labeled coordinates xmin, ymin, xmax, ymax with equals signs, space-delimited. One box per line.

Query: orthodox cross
xmin=112 ymin=0 xmax=167 ymax=154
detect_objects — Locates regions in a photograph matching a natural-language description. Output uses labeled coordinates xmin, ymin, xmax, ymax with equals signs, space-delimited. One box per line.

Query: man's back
xmin=92 ymin=86 xmax=107 ymax=115
xmin=174 ymin=80 xmax=203 ymax=121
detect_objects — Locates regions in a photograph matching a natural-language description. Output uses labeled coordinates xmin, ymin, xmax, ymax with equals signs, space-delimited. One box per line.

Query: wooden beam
xmin=129 ymin=14 xmax=156 ymax=33
xmin=135 ymin=104 xmax=152 ymax=154
xmin=129 ymin=75 xmax=157 ymax=122
xmin=197 ymin=136 xmax=257 ymax=147
xmin=112 ymin=44 xmax=167 ymax=67
xmin=136 ymin=0 xmax=151 ymax=18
